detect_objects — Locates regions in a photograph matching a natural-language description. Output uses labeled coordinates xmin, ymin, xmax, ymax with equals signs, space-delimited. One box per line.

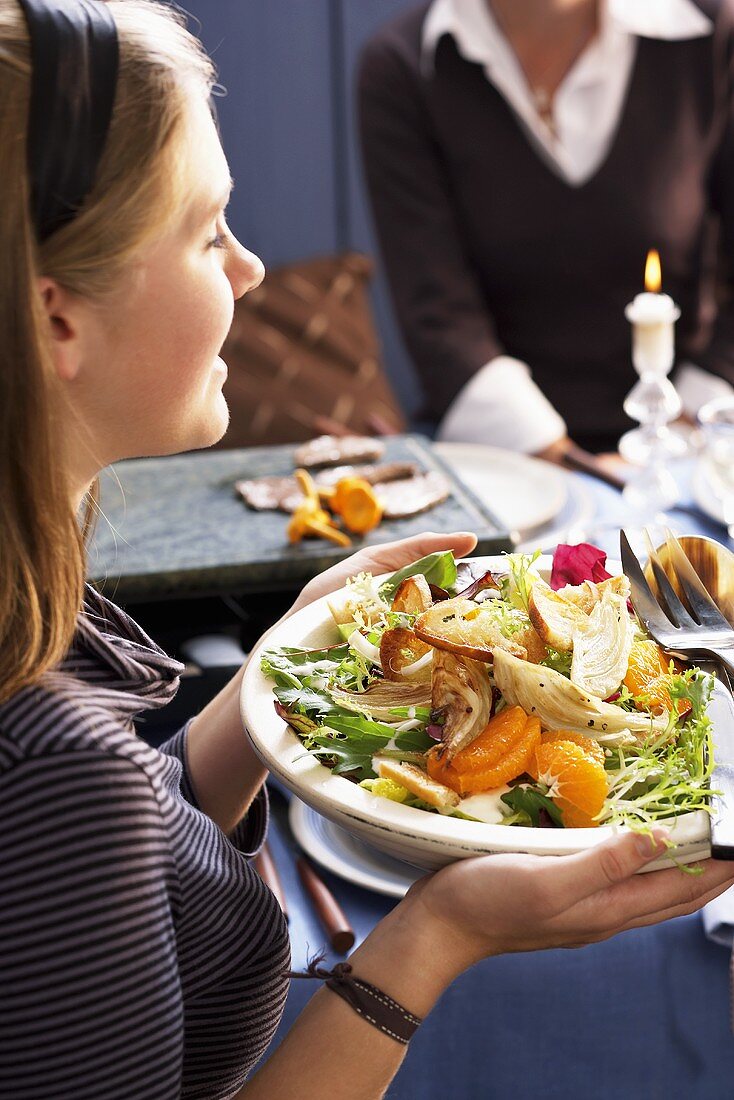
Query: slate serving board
xmin=88 ymin=434 xmax=512 ymax=602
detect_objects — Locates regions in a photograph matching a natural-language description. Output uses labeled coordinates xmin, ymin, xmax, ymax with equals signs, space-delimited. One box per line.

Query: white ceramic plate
xmin=433 ymin=443 xmax=568 ymax=534
xmin=289 ymin=797 xmax=425 ymax=897
xmin=241 ymin=556 xmax=711 ymax=873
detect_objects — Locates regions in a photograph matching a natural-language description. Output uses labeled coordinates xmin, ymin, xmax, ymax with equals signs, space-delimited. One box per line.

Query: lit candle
xmin=624 ymin=250 xmax=680 ymax=374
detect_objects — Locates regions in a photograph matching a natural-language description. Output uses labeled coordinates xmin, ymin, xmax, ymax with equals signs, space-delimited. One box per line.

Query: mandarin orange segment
xmin=624 ymin=640 xmax=690 ymax=717
xmin=532 ymin=741 xmax=608 ymax=828
xmin=539 ymin=730 xmax=605 ymax=768
xmin=624 ymin=639 xmax=664 ymax=685
xmin=450 ymin=705 xmax=528 ymax=774
xmin=554 ymin=798 xmax=600 ymax=829
xmin=426 ymin=709 xmax=540 ymax=795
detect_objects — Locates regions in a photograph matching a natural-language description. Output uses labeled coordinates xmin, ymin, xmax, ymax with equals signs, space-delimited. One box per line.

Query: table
xmin=261 ymin=792 xmax=734 ymax=1100
xmin=249 ymin=463 xmax=734 ymax=1099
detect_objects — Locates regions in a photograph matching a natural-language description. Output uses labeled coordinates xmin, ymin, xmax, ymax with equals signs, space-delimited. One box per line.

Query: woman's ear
xmin=36 ymin=276 xmax=82 ymax=382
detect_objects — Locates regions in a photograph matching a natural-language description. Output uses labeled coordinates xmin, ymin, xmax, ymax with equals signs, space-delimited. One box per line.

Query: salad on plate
xmin=261 ymin=544 xmax=716 ymax=835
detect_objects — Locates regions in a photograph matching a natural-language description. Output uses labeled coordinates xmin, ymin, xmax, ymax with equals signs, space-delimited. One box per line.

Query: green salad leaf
xmin=274 ymin=700 xmax=319 ymax=738
xmin=392 ymin=726 xmax=436 ymax=753
xmin=261 ymin=645 xmax=349 ymax=690
xmin=274 ymin=684 xmax=338 ymax=716
xmin=501 ymin=785 xmax=564 ymax=827
xmin=304 ymin=718 xmax=393 ymax=780
xmin=379 ymin=551 xmax=458 ymax=602
xmin=294 ymin=712 xmax=434 ymax=781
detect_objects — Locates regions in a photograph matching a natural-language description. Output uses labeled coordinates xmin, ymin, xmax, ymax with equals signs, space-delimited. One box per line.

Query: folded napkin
xmin=703 ymin=887 xmax=734 ymax=948
xmin=702 ymin=888 xmax=734 ymax=1034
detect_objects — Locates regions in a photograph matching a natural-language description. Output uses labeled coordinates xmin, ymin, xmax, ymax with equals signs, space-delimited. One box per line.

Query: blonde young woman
xmin=1 ymin=2 xmax=732 ymax=1098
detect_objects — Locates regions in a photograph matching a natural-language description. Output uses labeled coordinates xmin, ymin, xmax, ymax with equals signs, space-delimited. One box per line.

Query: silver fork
xmin=620 ymin=529 xmax=734 ymax=678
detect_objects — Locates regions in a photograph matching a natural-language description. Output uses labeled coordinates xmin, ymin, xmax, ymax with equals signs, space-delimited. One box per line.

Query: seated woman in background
xmin=2 ymin=2 xmax=733 ymax=1098
xmin=358 ymin=0 xmax=734 ymax=455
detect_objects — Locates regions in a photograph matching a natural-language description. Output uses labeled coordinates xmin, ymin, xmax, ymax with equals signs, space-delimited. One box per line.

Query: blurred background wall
xmin=182 ymin=0 xmax=421 ymax=419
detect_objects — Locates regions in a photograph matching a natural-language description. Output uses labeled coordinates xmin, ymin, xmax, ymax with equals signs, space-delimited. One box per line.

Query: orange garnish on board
xmin=529 ymin=741 xmax=608 ymax=829
xmin=623 ymin=640 xmax=690 ymax=717
xmin=427 ymin=706 xmax=541 ymax=795
xmin=326 ymin=477 xmax=383 ymax=535
xmin=288 ymin=469 xmax=352 ymax=547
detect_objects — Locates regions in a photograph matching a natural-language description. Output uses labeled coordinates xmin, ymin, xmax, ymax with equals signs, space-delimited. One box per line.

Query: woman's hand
xmin=289 ymin=530 xmax=478 ymax=614
xmin=406 ymin=829 xmax=734 ymax=972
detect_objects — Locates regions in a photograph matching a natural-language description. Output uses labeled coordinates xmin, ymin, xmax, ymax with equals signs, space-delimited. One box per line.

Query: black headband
xmin=18 ymin=0 xmax=119 ymax=243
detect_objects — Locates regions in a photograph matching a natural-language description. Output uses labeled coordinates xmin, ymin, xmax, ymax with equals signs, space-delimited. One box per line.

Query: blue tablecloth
xmin=253 ymin=465 xmax=734 ymax=1098
xmin=261 ymin=802 xmax=734 ymax=1100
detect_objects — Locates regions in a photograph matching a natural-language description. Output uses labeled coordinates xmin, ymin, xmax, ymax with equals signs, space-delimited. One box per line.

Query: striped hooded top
xmin=0 ymin=585 xmax=291 ymax=1099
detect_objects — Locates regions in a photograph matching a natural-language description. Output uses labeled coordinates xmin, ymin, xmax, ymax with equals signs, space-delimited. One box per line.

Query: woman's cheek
xmin=193 ymin=262 xmax=236 ymax=356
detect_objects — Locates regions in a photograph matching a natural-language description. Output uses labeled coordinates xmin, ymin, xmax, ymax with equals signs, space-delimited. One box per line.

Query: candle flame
xmin=645 ymin=249 xmax=662 ymax=293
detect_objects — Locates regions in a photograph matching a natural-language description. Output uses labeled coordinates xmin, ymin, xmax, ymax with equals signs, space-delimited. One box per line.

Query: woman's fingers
xmin=613 ymin=875 xmax=734 ymax=934
xmin=539 ymin=829 xmax=734 ymax=933
xmin=594 ymin=857 xmax=734 ymax=931
xmin=552 ymin=842 xmax=734 ymax=940
xmin=539 ymin=828 xmax=671 ymax=912
xmin=576 ymin=876 xmax=734 ymax=946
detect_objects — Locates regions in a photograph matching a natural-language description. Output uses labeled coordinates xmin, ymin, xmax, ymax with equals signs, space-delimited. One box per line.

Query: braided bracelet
xmin=288 ymin=952 xmax=423 ymax=1045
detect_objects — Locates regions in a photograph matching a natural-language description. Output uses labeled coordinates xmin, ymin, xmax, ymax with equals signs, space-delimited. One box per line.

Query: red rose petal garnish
xmin=550 ymin=543 xmax=612 ymax=591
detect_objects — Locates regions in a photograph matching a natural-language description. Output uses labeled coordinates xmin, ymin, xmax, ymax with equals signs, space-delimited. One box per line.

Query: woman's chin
xmin=177 ymin=392 xmax=230 ymax=454
xmin=201 ymin=392 xmax=230 ymax=447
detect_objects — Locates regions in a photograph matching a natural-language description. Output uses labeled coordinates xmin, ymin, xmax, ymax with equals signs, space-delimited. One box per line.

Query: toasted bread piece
xmin=514 ymin=623 xmax=549 ymax=664
xmin=556 ymin=575 xmax=630 ymax=615
xmin=527 ymin=583 xmax=588 ymax=653
xmin=374 ymin=757 xmax=460 ymax=809
xmin=414 ymin=597 xmax=527 ymax=662
xmin=380 ymin=626 xmax=432 ymax=681
xmin=391 ymin=574 xmax=433 ymax=615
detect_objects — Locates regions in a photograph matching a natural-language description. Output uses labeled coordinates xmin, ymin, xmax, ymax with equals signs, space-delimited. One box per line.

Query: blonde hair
xmin=0 ymin=0 xmax=215 ymax=703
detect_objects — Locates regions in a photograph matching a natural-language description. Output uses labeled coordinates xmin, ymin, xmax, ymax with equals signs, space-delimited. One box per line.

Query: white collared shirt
xmin=425 ymin=0 xmax=733 ymax=451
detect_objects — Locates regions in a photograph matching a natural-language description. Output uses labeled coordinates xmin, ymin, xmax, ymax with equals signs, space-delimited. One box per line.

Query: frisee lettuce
xmin=539 ymin=647 xmax=573 ymax=678
xmin=499 ymin=550 xmax=542 ymax=612
xmin=603 ymin=670 xmax=715 ymax=829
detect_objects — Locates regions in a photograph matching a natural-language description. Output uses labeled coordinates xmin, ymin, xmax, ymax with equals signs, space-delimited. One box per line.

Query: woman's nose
xmin=229 ymin=244 xmax=265 ymax=300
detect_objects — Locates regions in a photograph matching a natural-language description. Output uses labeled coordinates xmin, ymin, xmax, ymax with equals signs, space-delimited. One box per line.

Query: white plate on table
xmin=433 ymin=443 xmax=568 ymax=535
xmin=289 ymin=798 xmax=425 ymax=898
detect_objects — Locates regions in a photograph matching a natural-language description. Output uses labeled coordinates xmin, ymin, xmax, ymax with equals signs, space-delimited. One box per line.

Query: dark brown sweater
xmin=358 ymin=0 xmax=734 ymax=451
